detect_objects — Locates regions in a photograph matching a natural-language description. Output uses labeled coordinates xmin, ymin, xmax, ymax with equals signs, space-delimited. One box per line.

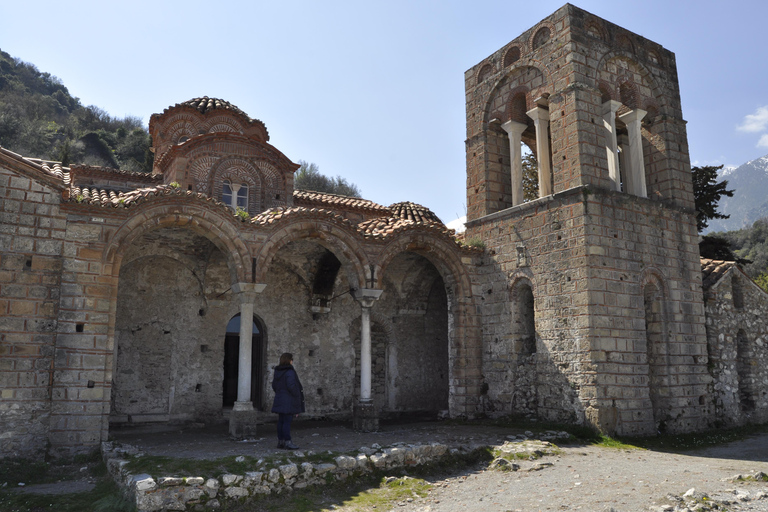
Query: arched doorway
xmin=223 ymin=314 xmax=265 ymax=409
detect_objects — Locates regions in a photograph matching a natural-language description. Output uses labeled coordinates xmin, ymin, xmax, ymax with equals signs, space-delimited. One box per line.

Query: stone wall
xmin=0 ymin=165 xmax=66 ymax=457
xmin=705 ymin=270 xmax=768 ymax=427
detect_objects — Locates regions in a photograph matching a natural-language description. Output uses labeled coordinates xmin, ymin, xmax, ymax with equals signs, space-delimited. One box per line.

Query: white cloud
xmin=738 ymin=106 xmax=768 ymax=132
xmin=446 ymin=216 xmax=466 ymax=233
xmin=758 ymin=134 xmax=768 ymax=148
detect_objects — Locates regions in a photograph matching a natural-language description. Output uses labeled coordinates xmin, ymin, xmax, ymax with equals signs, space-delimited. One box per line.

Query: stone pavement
xmin=108 ymin=418 xmax=539 ymax=460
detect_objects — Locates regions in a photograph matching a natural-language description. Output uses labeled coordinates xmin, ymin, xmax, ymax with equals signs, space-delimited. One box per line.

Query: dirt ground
xmin=394 ymin=437 xmax=768 ymax=512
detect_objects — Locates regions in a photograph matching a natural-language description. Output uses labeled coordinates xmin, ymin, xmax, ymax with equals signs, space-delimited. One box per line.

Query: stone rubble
xmin=103 ymin=430 xmax=570 ymax=512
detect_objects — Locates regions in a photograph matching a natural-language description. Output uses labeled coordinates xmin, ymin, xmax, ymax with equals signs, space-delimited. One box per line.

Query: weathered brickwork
xmin=0 ymin=164 xmax=66 ymax=457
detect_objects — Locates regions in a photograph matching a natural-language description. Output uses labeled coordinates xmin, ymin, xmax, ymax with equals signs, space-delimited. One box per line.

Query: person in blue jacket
xmin=271 ymin=352 xmax=305 ymax=449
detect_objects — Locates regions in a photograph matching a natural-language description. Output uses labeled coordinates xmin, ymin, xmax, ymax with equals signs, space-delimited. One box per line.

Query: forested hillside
xmin=0 ymin=49 xmax=152 ymax=172
xmin=712 ymin=218 xmax=768 ymax=288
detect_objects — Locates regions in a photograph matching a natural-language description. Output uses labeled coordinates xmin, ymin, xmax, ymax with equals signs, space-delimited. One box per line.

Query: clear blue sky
xmin=2 ymin=0 xmax=767 ymax=225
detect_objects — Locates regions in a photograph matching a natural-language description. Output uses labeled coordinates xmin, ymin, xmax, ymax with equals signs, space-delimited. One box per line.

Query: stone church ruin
xmin=2 ymin=4 xmax=768 ymax=459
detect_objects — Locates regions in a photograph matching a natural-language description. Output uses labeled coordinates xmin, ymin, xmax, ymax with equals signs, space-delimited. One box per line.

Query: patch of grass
xmin=615 ymin=423 xmax=768 ymax=452
xmin=592 ymin=435 xmax=642 ymax=450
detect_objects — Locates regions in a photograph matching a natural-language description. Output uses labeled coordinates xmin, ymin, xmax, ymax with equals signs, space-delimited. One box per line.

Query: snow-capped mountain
xmin=705 ymin=154 xmax=768 ymax=234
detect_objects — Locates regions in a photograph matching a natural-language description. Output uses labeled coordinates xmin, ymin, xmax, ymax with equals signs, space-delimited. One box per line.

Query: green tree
xmin=294 ymin=160 xmax=361 ymax=197
xmin=692 ymin=164 xmax=734 ymax=233
xmin=755 ymin=272 xmax=768 ymax=293
xmin=522 ymin=151 xmax=539 ymax=202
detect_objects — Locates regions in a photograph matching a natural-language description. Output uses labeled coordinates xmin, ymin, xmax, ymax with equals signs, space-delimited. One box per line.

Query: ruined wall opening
xmin=732 ymin=275 xmax=744 ymax=310
xmin=259 ymin=237 xmax=361 ymax=415
xmin=643 ymin=280 xmax=668 ymax=431
xmin=376 ymin=251 xmax=450 ymax=416
xmin=222 ymin=314 xmax=265 ymax=409
xmin=112 ymin=227 xmax=233 ymax=426
xmin=736 ymin=329 xmax=755 ymax=413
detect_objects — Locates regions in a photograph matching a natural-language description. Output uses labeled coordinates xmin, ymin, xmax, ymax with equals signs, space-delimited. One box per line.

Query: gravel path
xmin=393 ymin=436 xmax=768 ymax=512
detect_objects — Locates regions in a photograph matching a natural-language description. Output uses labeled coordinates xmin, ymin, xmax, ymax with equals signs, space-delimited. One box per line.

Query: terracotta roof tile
xmin=251 ymin=206 xmax=354 ymax=228
xmin=389 ymin=201 xmax=443 ymax=225
xmin=293 ymin=190 xmax=389 ymax=213
xmin=178 ymin=97 xmax=251 ymax=120
xmin=69 ymin=164 xmax=160 ymax=184
xmin=701 ymin=258 xmax=737 ymax=289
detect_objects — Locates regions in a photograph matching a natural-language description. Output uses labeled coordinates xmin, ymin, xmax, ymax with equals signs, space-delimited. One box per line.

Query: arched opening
xmin=375 ymin=251 xmax=450 ymax=416
xmin=111 ymin=226 xmax=235 ymax=426
xmin=223 ymin=314 xmax=265 ymax=409
xmin=643 ymin=280 xmax=667 ymax=431
xmin=736 ymin=329 xmax=755 ymax=413
xmin=510 ymin=280 xmax=537 ymax=414
xmin=514 ymin=282 xmax=536 ymax=357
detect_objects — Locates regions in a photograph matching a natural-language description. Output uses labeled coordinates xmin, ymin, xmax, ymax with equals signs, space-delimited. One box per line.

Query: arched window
xmin=222 ymin=180 xmax=249 ymax=211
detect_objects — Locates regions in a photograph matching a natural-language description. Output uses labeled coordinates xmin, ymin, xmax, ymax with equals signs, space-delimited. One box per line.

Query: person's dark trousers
xmin=277 ymin=413 xmax=293 ymax=441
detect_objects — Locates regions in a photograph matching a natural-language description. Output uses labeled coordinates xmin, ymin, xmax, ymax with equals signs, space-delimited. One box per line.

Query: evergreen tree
xmin=692 ymin=164 xmax=734 ymax=232
xmin=294 ymin=161 xmax=361 ymax=197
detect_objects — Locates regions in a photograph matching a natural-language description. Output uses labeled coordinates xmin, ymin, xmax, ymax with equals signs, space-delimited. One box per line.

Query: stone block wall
xmin=467 ymin=189 xmax=591 ymax=425
xmin=582 ymin=190 xmax=708 ymax=435
xmin=467 ymin=184 xmax=709 ymax=435
xmin=0 ymin=166 xmax=66 ymax=457
xmin=705 ymin=271 xmax=768 ymax=427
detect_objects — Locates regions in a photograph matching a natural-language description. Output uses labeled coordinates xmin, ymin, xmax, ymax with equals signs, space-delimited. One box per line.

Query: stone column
xmin=353 ymin=288 xmax=383 ymax=431
xmin=501 ymin=120 xmax=528 ymax=206
xmin=602 ymin=100 xmax=622 ymax=192
xmin=526 ymin=106 xmax=552 ymax=198
xmin=618 ymin=108 xmax=648 ymax=198
xmin=229 ymin=282 xmax=266 ymax=438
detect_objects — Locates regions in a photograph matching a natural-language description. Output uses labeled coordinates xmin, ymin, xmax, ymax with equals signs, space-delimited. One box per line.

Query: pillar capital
xmin=602 ymin=99 xmax=622 ymax=116
xmin=526 ymin=106 xmax=550 ymax=123
xmin=232 ymin=282 xmax=267 ymax=304
xmin=618 ymin=108 xmax=647 ymax=125
xmin=353 ymin=288 xmax=383 ymax=309
xmin=500 ymin=119 xmax=527 ymax=137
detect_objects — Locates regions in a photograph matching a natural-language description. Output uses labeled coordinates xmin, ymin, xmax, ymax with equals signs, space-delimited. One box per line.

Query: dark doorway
xmin=223 ymin=314 xmax=264 ymax=409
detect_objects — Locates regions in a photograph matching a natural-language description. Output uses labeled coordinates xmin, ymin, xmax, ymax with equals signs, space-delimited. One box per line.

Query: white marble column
xmin=501 ymin=120 xmax=528 ymax=206
xmin=232 ymin=282 xmax=267 ymax=411
xmin=602 ymin=100 xmax=622 ymax=191
xmin=354 ymin=288 xmax=383 ymax=403
xmin=526 ymin=106 xmax=553 ymax=198
xmin=618 ymin=108 xmax=647 ymax=198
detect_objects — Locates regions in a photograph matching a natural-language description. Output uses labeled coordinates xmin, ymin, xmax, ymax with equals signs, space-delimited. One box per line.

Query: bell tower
xmin=466 ymin=5 xmax=709 ymax=435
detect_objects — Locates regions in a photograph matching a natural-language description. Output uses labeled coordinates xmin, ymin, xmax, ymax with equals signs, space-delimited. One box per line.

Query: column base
xmin=352 ymin=402 xmax=379 ymax=432
xmin=232 ymin=401 xmax=254 ymax=412
xmin=229 ymin=406 xmax=258 ymax=439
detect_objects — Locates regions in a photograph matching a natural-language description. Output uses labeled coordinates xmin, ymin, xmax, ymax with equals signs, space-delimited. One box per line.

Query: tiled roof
xmin=389 ymin=201 xmax=443 ymax=224
xmin=69 ymin=164 xmax=160 ymax=184
xmin=293 ymin=190 xmax=389 ymax=213
xmin=69 ymin=184 xmax=228 ymax=210
xmin=357 ymin=216 xmax=457 ymax=240
xmin=251 ymin=206 xmax=353 ymax=227
xmin=178 ymin=97 xmax=251 ymax=120
xmin=701 ymin=258 xmax=737 ymax=289
xmin=0 ymin=148 xmax=72 ymax=186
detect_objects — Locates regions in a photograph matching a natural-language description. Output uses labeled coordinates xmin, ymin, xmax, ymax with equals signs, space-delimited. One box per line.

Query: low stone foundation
xmin=103 ymin=440 xmax=451 ymax=511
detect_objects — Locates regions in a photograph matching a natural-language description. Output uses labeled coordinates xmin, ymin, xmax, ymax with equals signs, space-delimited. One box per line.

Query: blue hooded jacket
xmin=271 ymin=364 xmax=305 ymax=414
